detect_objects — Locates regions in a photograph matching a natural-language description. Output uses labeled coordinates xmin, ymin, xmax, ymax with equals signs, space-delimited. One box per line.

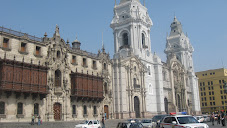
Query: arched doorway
xmin=55 ymin=70 xmax=61 ymax=87
xmin=54 ymin=103 xmax=61 ymax=120
xmin=134 ymin=96 xmax=140 ymax=118
xmin=164 ymin=98 xmax=168 ymax=114
xmin=177 ymin=94 xmax=181 ymax=112
xmin=104 ymin=105 xmax=109 ymax=119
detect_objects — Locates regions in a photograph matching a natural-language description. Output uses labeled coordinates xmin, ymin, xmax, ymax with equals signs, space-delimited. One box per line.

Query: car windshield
xmin=80 ymin=120 xmax=89 ymax=124
xmin=177 ymin=116 xmax=199 ymax=124
xmin=129 ymin=123 xmax=143 ymax=128
xmin=142 ymin=120 xmax=151 ymax=123
xmin=152 ymin=115 xmax=166 ymax=122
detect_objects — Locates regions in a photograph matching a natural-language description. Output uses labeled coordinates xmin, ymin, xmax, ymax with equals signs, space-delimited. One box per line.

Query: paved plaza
xmin=0 ymin=119 xmax=225 ymax=128
xmin=0 ymin=119 xmax=122 ymax=128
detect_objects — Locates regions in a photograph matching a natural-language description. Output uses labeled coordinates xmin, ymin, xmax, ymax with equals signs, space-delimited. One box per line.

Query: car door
xmin=161 ymin=117 xmax=172 ymax=128
xmin=170 ymin=117 xmax=178 ymax=128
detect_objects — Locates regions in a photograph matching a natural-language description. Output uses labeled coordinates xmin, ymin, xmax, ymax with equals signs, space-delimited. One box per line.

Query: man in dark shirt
xmin=221 ymin=111 xmax=226 ymax=126
xmin=102 ymin=117 xmax=105 ymax=128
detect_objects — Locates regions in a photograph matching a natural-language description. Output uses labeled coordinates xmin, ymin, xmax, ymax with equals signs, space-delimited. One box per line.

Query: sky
xmin=0 ymin=0 xmax=226 ymax=72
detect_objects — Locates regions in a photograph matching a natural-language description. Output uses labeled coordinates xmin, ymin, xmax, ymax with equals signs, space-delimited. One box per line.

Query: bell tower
xmin=165 ymin=16 xmax=195 ymax=71
xmin=165 ymin=16 xmax=201 ymax=114
xmin=111 ymin=0 xmax=165 ymax=119
xmin=111 ymin=0 xmax=153 ymax=59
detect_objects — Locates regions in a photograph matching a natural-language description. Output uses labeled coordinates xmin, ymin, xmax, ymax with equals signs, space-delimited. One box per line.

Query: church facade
xmin=110 ymin=0 xmax=200 ymax=119
xmin=0 ymin=0 xmax=200 ymax=122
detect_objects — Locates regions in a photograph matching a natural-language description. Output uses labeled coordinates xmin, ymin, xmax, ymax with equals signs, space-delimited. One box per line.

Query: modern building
xmin=0 ymin=0 xmax=201 ymax=122
xmin=196 ymin=68 xmax=227 ymax=114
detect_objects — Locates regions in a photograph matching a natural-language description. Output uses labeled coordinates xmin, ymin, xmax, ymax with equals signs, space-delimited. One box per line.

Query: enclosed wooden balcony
xmin=71 ymin=72 xmax=104 ymax=102
xmin=0 ymin=57 xmax=48 ymax=97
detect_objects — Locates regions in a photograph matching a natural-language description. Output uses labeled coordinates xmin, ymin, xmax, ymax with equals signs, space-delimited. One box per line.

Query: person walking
xmin=221 ymin=111 xmax=226 ymax=126
xmin=38 ymin=115 xmax=41 ymax=126
xmin=101 ymin=116 xmax=105 ymax=128
xmin=217 ymin=114 xmax=221 ymax=125
xmin=31 ymin=114 xmax=35 ymax=125
xmin=211 ymin=112 xmax=215 ymax=126
xmin=104 ymin=112 xmax=107 ymax=120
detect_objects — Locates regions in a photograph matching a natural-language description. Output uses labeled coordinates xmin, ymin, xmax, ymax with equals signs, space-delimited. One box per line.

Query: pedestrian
xmin=217 ymin=114 xmax=220 ymax=125
xmin=211 ymin=112 xmax=215 ymax=126
xmin=104 ymin=112 xmax=107 ymax=120
xmin=38 ymin=115 xmax=41 ymax=126
xmin=101 ymin=116 xmax=105 ymax=128
xmin=31 ymin=114 xmax=35 ymax=125
xmin=221 ymin=111 xmax=225 ymax=126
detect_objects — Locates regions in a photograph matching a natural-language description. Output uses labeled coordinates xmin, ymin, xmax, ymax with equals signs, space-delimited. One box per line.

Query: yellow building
xmin=196 ymin=68 xmax=227 ymax=114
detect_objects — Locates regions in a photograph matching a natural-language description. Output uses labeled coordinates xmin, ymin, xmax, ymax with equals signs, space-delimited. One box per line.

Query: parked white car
xmin=203 ymin=115 xmax=211 ymax=122
xmin=160 ymin=115 xmax=209 ymax=128
xmin=195 ymin=116 xmax=205 ymax=123
xmin=141 ymin=119 xmax=153 ymax=128
xmin=75 ymin=120 xmax=101 ymax=128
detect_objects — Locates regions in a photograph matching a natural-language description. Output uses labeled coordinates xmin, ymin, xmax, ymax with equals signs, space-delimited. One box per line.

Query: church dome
xmin=72 ymin=37 xmax=81 ymax=49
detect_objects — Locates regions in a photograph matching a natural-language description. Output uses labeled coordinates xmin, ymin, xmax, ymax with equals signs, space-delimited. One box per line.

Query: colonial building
xmin=0 ymin=25 xmax=113 ymax=122
xmin=0 ymin=0 xmax=200 ymax=122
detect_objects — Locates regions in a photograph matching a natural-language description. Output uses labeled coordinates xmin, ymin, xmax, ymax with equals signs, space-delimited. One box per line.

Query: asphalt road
xmin=206 ymin=121 xmax=227 ymax=128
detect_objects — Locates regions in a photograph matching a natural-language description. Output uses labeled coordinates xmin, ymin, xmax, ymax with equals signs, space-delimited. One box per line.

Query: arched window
xmin=72 ymin=105 xmax=76 ymax=115
xmin=104 ymin=63 xmax=107 ymax=70
xmin=177 ymin=94 xmax=181 ymax=112
xmin=57 ymin=51 xmax=61 ymax=58
xmin=17 ymin=102 xmax=23 ymax=115
xmin=93 ymin=106 xmax=97 ymax=115
xmin=149 ymin=84 xmax=153 ymax=94
xmin=55 ymin=70 xmax=61 ymax=87
xmin=34 ymin=103 xmax=39 ymax=115
xmin=163 ymin=71 xmax=166 ymax=81
xmin=122 ymin=33 xmax=128 ymax=46
xmin=104 ymin=82 xmax=108 ymax=94
xmin=164 ymin=98 xmax=168 ymax=114
xmin=83 ymin=105 xmax=87 ymax=115
xmin=0 ymin=102 xmax=5 ymax=114
xmin=133 ymin=78 xmax=137 ymax=85
xmin=142 ymin=33 xmax=145 ymax=46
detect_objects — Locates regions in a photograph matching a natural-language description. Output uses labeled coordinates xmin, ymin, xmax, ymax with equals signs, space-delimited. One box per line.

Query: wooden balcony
xmin=70 ymin=72 xmax=104 ymax=102
xmin=0 ymin=57 xmax=48 ymax=96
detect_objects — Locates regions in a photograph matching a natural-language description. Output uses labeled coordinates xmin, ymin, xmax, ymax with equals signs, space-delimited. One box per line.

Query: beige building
xmin=0 ymin=26 xmax=113 ymax=122
xmin=196 ymin=68 xmax=227 ymax=114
